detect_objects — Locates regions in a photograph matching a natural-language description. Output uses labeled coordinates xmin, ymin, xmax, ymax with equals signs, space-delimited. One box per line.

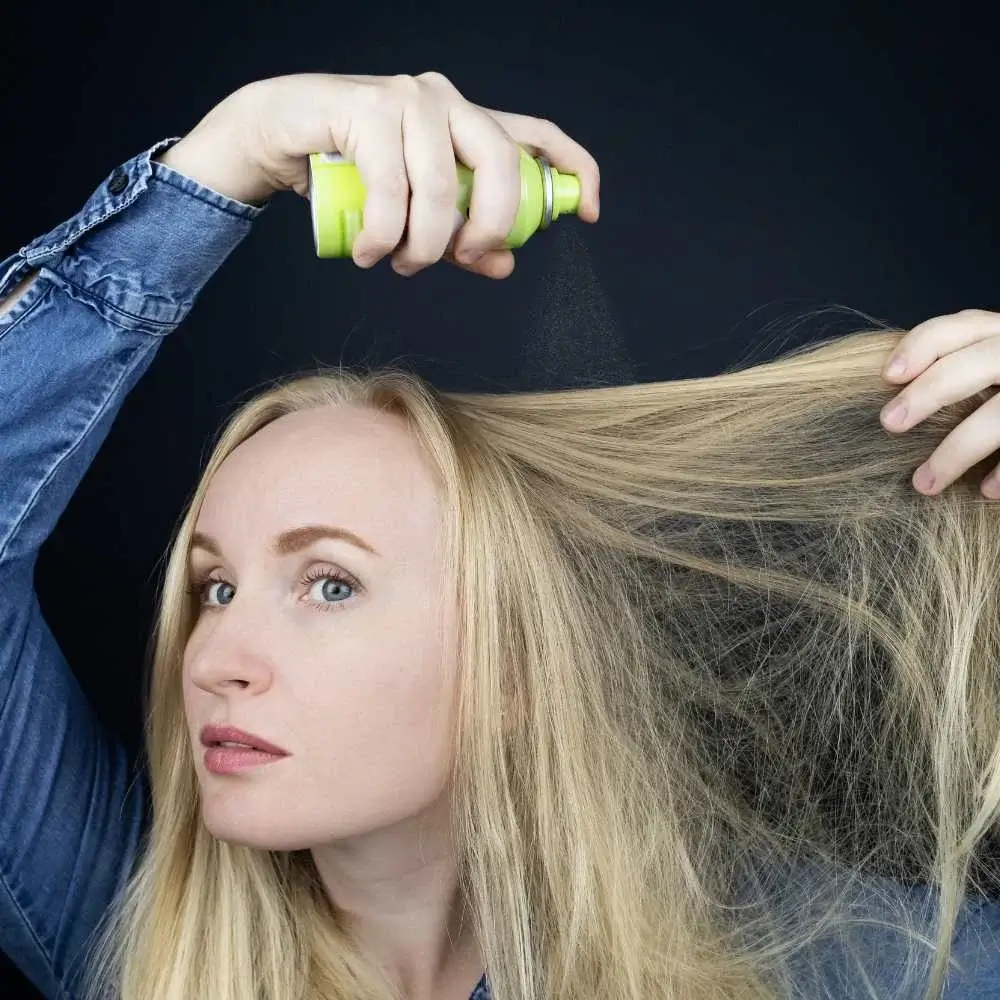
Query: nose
xmin=184 ymin=606 xmax=276 ymax=697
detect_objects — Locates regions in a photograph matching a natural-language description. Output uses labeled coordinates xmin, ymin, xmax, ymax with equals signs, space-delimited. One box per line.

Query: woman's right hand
xmin=161 ymin=72 xmax=601 ymax=280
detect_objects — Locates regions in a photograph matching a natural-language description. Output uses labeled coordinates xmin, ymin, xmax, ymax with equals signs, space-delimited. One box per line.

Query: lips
xmin=199 ymin=723 xmax=289 ymax=756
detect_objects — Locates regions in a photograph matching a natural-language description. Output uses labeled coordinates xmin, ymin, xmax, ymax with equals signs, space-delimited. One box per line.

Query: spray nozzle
xmin=552 ymin=170 xmax=582 ymax=221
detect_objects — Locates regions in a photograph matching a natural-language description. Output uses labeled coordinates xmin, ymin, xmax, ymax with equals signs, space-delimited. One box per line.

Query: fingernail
xmin=885 ymin=358 xmax=906 ymax=378
xmin=983 ymin=474 xmax=1000 ymax=499
xmin=882 ymin=400 xmax=907 ymax=426
xmin=460 ymin=249 xmax=483 ymax=264
xmin=914 ymin=464 xmax=936 ymax=492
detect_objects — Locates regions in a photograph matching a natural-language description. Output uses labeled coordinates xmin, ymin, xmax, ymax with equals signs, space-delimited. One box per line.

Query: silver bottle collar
xmin=537 ymin=155 xmax=554 ymax=230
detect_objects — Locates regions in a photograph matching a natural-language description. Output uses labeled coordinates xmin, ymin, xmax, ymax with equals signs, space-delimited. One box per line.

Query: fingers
xmin=392 ymin=85 xmax=459 ymax=274
xmin=906 ymin=391 xmax=1000 ymax=496
xmin=478 ymin=107 xmax=601 ymax=222
xmin=880 ymin=338 xmax=1000 ymax=433
xmin=446 ymin=101 xmax=522 ymax=264
xmin=350 ymin=104 xmax=409 ymax=268
xmin=882 ymin=308 xmax=1000 ymax=382
xmin=874 ymin=308 xmax=1000 ymax=499
xmin=345 ymin=72 xmax=599 ymax=278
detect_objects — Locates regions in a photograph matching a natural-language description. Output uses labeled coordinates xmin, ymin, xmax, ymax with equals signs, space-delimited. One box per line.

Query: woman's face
xmin=182 ymin=403 xmax=460 ymax=851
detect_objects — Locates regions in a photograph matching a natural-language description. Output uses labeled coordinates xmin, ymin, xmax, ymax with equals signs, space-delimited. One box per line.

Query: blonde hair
xmin=80 ymin=312 xmax=1000 ymax=1000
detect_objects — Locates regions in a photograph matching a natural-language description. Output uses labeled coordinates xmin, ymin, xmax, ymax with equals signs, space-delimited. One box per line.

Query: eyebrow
xmin=189 ymin=524 xmax=381 ymax=560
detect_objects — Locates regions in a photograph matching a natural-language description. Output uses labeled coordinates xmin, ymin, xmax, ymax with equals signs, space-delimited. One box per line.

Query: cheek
xmin=300 ymin=599 xmax=460 ymax=765
xmin=310 ymin=611 xmax=456 ymax=732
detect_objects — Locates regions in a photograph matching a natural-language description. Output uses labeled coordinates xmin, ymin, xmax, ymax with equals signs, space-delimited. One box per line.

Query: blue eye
xmin=182 ymin=577 xmax=234 ymax=606
xmin=303 ymin=571 xmax=356 ymax=608
xmin=205 ymin=580 xmax=236 ymax=607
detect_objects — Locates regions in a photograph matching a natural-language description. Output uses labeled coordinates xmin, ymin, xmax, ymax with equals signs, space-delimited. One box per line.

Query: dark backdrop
xmin=1 ymin=1 xmax=997 ymax=994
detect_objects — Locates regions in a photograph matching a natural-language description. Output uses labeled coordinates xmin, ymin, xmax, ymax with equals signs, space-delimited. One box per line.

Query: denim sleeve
xmin=941 ymin=894 xmax=1000 ymax=999
xmin=780 ymin=866 xmax=1000 ymax=998
xmin=0 ymin=136 xmax=267 ymax=1000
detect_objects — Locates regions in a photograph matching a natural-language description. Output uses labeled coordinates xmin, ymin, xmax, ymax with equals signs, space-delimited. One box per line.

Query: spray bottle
xmin=307 ymin=148 xmax=582 ymax=258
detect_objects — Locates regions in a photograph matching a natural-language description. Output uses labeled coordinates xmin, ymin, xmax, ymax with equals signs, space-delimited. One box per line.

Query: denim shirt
xmin=0 ymin=137 xmax=998 ymax=1000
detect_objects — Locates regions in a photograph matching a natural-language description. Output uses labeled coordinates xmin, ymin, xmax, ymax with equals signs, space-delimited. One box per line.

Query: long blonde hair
xmin=81 ymin=314 xmax=1000 ymax=1000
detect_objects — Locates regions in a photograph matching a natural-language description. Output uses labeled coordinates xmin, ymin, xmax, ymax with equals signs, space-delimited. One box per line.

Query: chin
xmin=197 ymin=796 xmax=316 ymax=851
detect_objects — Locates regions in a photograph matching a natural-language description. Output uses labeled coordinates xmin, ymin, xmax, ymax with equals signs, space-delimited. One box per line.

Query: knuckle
xmin=416 ymin=70 xmax=453 ymax=90
xmin=369 ymin=170 xmax=409 ymax=200
xmin=396 ymin=246 xmax=440 ymax=272
xmin=534 ymin=116 xmax=560 ymax=135
xmin=356 ymin=80 xmax=389 ymax=112
xmin=399 ymin=226 xmax=452 ymax=268
xmin=470 ymin=203 xmax=514 ymax=241
xmin=365 ymin=236 xmax=400 ymax=260
xmin=481 ymin=215 xmax=514 ymax=245
xmin=965 ymin=307 xmax=999 ymax=321
xmin=528 ymin=117 xmax=565 ymax=146
xmin=361 ymin=218 xmax=405 ymax=254
xmin=409 ymin=251 xmax=442 ymax=271
xmin=420 ymin=174 xmax=457 ymax=207
xmin=391 ymin=73 xmax=420 ymax=95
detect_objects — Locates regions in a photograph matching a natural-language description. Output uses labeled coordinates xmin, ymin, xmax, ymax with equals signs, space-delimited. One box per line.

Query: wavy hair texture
xmin=80 ymin=313 xmax=1000 ymax=1000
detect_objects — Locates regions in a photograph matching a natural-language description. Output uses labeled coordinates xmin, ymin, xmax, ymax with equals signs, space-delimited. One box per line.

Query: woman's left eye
xmin=303 ymin=570 xmax=358 ymax=611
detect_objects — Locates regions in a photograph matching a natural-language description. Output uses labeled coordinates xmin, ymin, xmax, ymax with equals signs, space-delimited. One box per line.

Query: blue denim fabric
xmin=0 ymin=136 xmax=261 ymax=999
xmin=0 ymin=136 xmax=997 ymax=1000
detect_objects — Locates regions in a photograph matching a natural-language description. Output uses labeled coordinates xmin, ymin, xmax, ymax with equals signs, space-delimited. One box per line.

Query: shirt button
xmin=108 ymin=169 xmax=129 ymax=195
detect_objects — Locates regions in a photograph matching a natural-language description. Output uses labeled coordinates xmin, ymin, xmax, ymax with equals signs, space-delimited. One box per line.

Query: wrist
xmin=154 ymin=89 xmax=273 ymax=207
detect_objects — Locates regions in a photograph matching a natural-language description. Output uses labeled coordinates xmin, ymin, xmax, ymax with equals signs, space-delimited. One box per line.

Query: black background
xmin=1 ymin=1 xmax=998 ymax=994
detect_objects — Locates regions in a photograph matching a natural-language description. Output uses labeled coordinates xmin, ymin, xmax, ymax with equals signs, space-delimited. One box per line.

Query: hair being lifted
xmin=81 ymin=310 xmax=1000 ymax=1000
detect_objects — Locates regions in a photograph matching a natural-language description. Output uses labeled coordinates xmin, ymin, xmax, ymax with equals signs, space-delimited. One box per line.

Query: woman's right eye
xmin=202 ymin=580 xmax=236 ymax=607
xmin=186 ymin=576 xmax=233 ymax=607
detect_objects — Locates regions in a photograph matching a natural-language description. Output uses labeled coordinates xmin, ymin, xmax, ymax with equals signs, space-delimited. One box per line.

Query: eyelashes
xmin=185 ymin=564 xmax=362 ymax=614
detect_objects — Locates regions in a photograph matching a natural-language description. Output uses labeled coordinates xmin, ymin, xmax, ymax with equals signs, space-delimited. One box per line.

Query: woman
xmin=1 ymin=72 xmax=998 ymax=1000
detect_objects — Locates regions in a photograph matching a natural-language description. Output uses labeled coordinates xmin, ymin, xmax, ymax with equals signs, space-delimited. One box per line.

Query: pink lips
xmin=203 ymin=745 xmax=289 ymax=774
xmin=199 ymin=723 xmax=289 ymax=756
xmin=199 ymin=723 xmax=290 ymax=775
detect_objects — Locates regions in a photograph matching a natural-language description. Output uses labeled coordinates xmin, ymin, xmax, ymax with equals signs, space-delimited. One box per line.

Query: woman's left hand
xmin=880 ymin=308 xmax=1000 ymax=498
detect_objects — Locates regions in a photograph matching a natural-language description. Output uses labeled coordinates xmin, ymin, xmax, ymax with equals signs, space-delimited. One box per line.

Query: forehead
xmin=195 ymin=404 xmax=443 ymax=552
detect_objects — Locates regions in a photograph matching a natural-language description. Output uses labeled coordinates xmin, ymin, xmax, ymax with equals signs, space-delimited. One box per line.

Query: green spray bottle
xmin=307 ymin=148 xmax=582 ymax=258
